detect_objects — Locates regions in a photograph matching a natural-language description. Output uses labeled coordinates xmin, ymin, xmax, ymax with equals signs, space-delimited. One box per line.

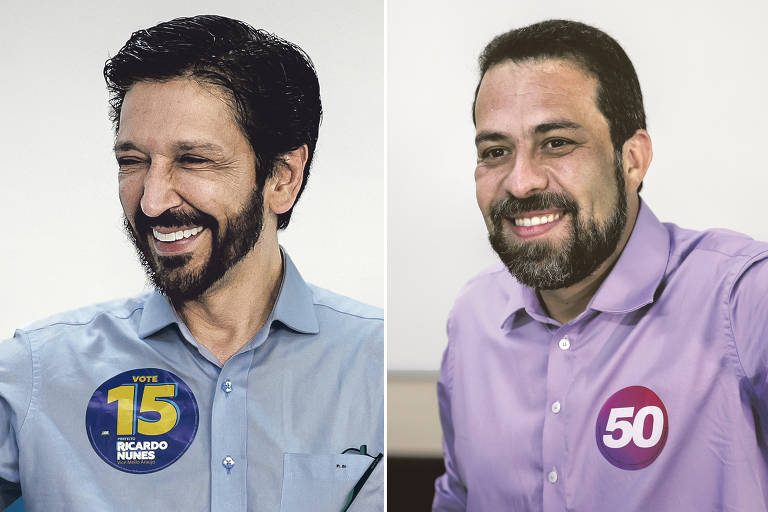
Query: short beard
xmin=488 ymin=154 xmax=628 ymax=290
xmin=124 ymin=186 xmax=265 ymax=304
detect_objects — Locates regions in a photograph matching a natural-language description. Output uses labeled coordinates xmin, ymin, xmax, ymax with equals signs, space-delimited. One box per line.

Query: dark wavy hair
xmin=104 ymin=15 xmax=322 ymax=229
xmin=474 ymin=20 xmax=646 ymax=189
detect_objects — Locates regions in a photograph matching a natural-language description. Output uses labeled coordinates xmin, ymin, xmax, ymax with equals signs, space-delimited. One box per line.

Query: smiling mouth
xmin=512 ymin=211 xmax=563 ymax=227
xmin=152 ymin=226 xmax=204 ymax=242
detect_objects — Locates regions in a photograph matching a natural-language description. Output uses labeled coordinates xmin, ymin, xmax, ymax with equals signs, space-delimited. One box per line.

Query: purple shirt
xmin=434 ymin=202 xmax=768 ymax=511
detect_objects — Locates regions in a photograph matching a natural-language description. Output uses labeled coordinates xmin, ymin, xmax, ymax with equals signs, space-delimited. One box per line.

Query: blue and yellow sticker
xmin=85 ymin=368 xmax=199 ymax=474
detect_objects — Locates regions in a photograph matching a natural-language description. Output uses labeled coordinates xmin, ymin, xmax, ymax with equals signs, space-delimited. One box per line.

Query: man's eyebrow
xmin=533 ymin=121 xmax=582 ymax=134
xmin=112 ymin=140 xmax=226 ymax=155
xmin=475 ymin=122 xmax=583 ymax=146
xmin=175 ymin=141 xmax=225 ymax=155
xmin=113 ymin=141 xmax=141 ymax=153
xmin=475 ymin=131 xmax=509 ymax=146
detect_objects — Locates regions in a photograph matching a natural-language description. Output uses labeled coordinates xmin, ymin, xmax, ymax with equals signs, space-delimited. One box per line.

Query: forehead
xmin=116 ymin=78 xmax=241 ymax=148
xmin=474 ymin=58 xmax=606 ymax=135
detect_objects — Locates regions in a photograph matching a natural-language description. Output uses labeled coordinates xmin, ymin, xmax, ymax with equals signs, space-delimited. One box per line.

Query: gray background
xmin=388 ymin=0 xmax=768 ymax=370
xmin=0 ymin=0 xmax=385 ymax=339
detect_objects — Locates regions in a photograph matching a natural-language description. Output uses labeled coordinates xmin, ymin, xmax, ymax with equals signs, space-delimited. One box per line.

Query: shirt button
xmin=222 ymin=380 xmax=233 ymax=393
xmin=558 ymin=337 xmax=571 ymax=350
xmin=548 ymin=470 xmax=558 ymax=484
xmin=551 ymin=401 xmax=561 ymax=414
xmin=222 ymin=456 xmax=235 ymax=471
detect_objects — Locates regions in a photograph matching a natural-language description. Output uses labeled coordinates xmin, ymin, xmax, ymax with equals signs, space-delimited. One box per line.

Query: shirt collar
xmin=138 ymin=289 xmax=177 ymax=338
xmin=502 ymin=200 xmax=670 ymax=327
xmin=271 ymin=250 xmax=320 ymax=334
xmin=138 ymin=248 xmax=320 ymax=339
xmin=587 ymin=200 xmax=669 ymax=313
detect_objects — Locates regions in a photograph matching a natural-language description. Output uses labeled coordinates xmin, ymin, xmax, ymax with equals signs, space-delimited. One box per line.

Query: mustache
xmin=133 ymin=208 xmax=217 ymax=236
xmin=490 ymin=192 xmax=578 ymax=221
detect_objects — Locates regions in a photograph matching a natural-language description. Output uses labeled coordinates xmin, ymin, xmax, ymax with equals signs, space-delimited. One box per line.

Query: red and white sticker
xmin=595 ymin=386 xmax=668 ymax=470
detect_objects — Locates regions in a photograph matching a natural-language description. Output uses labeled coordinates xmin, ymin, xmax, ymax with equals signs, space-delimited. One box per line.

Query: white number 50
xmin=602 ymin=406 xmax=664 ymax=449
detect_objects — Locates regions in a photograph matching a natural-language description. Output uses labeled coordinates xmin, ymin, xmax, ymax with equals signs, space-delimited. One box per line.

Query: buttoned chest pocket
xmin=279 ymin=453 xmax=372 ymax=512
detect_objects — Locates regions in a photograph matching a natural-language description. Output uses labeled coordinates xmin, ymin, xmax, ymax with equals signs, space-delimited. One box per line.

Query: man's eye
xmin=544 ymin=138 xmax=573 ymax=150
xmin=180 ymin=155 xmax=208 ymax=165
xmin=481 ymin=147 xmax=510 ymax=160
xmin=117 ymin=157 xmax=143 ymax=167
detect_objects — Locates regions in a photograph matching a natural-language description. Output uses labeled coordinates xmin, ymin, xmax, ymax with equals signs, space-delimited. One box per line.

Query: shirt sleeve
xmin=729 ymin=253 xmax=768 ymax=411
xmin=432 ymin=318 xmax=467 ymax=512
xmin=0 ymin=331 xmax=34 ymax=508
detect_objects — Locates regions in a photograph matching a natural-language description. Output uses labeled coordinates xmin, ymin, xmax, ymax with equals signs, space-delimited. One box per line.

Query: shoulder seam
xmin=725 ymin=249 xmax=768 ymax=388
xmin=692 ymin=246 xmax=764 ymax=259
xmin=445 ymin=315 xmax=455 ymax=396
xmin=312 ymin=302 xmax=383 ymax=321
xmin=21 ymin=305 xmax=145 ymax=334
xmin=17 ymin=305 xmax=144 ymax=436
xmin=17 ymin=330 xmax=36 ymax=436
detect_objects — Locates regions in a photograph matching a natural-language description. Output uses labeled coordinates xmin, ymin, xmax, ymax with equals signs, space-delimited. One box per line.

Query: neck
xmin=538 ymin=206 xmax=639 ymax=325
xmin=176 ymin=235 xmax=283 ymax=364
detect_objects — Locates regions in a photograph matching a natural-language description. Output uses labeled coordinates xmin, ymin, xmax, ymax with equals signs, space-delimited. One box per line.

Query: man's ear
xmin=621 ymin=129 xmax=653 ymax=193
xmin=265 ymin=144 xmax=308 ymax=215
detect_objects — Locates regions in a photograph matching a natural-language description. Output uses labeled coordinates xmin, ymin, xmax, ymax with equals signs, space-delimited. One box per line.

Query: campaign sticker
xmin=85 ymin=368 xmax=199 ymax=474
xmin=595 ymin=385 xmax=668 ymax=470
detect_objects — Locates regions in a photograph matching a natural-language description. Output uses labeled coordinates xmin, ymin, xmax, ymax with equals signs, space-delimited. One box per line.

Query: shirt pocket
xmin=279 ymin=453 xmax=370 ymax=512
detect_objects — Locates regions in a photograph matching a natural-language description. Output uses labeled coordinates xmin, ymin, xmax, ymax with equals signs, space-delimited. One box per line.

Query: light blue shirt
xmin=0 ymin=251 xmax=383 ymax=511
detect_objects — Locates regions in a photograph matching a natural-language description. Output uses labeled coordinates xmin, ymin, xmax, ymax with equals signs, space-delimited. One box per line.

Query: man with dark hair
xmin=0 ymin=15 xmax=382 ymax=511
xmin=434 ymin=19 xmax=768 ymax=510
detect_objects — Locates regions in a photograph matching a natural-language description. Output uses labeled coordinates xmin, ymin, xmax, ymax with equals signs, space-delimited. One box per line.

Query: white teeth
xmin=152 ymin=226 xmax=203 ymax=242
xmin=514 ymin=213 xmax=561 ymax=227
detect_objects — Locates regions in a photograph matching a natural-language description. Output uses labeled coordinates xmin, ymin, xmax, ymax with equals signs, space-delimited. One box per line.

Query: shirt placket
xmin=542 ymin=327 xmax=574 ymax=511
xmin=210 ymin=351 xmax=251 ymax=512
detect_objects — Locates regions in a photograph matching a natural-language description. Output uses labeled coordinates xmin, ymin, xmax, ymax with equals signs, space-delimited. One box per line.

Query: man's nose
xmin=140 ymin=160 xmax=182 ymax=218
xmin=502 ymin=153 xmax=548 ymax=198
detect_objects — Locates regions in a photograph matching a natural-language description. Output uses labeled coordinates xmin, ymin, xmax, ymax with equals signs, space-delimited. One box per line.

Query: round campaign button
xmin=595 ymin=385 xmax=668 ymax=470
xmin=85 ymin=368 xmax=199 ymax=474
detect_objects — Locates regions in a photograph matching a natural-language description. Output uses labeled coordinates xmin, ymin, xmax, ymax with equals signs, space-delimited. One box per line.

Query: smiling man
xmin=433 ymin=20 xmax=768 ymax=511
xmin=0 ymin=15 xmax=382 ymax=511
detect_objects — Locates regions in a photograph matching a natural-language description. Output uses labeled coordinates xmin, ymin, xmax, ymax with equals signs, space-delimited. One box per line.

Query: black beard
xmin=488 ymin=157 xmax=628 ymax=290
xmin=124 ymin=186 xmax=265 ymax=304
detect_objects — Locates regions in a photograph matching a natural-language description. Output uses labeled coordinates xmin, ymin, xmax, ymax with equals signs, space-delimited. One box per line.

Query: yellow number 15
xmin=107 ymin=384 xmax=179 ymax=436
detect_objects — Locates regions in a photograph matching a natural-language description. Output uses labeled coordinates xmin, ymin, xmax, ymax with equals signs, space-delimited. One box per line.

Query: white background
xmin=388 ymin=0 xmax=768 ymax=370
xmin=0 ymin=0 xmax=384 ymax=338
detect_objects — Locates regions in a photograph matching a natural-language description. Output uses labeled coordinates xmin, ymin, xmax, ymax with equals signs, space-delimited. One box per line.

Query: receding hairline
xmin=473 ymin=54 xmax=603 ymax=125
xmin=116 ymin=75 xmax=243 ymax=137
xmin=121 ymin=74 xmax=239 ymax=107
xmin=485 ymin=53 xmax=598 ymax=77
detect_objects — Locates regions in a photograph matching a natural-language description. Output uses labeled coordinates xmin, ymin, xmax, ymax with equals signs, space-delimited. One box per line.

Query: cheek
xmin=590 ymin=164 xmax=622 ymax=218
xmin=474 ymin=168 xmax=495 ymax=210
xmin=118 ymin=176 xmax=143 ymax=218
xmin=173 ymin=177 xmax=226 ymax=217
xmin=556 ymin=154 xmax=616 ymax=217
xmin=597 ymin=184 xmax=621 ymax=219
